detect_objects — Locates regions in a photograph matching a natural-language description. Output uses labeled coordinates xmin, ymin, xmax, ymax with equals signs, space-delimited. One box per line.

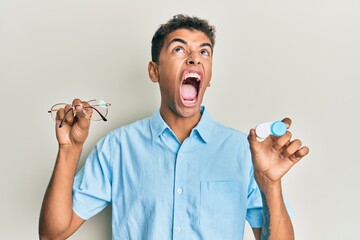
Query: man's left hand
xmin=248 ymin=118 xmax=310 ymax=189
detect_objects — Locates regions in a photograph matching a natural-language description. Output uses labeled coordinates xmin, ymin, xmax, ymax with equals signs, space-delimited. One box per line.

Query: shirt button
xmin=176 ymin=226 xmax=182 ymax=232
xmin=176 ymin=188 xmax=183 ymax=194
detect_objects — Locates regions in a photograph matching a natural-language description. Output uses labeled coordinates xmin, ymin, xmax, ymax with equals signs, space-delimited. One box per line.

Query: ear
xmin=148 ymin=61 xmax=159 ymax=83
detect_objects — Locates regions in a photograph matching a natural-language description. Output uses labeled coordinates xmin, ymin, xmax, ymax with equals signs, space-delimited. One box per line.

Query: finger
xmin=64 ymin=104 xmax=74 ymax=126
xmin=72 ymin=99 xmax=92 ymax=118
xmin=72 ymin=98 xmax=83 ymax=115
xmin=247 ymin=128 xmax=259 ymax=150
xmin=294 ymin=146 xmax=310 ymax=158
xmin=55 ymin=107 xmax=65 ymax=122
xmin=71 ymin=99 xmax=91 ymax=130
xmin=81 ymin=100 xmax=93 ymax=119
xmin=282 ymin=117 xmax=292 ymax=129
xmin=281 ymin=139 xmax=302 ymax=158
xmin=272 ymin=131 xmax=292 ymax=151
xmin=71 ymin=99 xmax=86 ymax=120
xmin=289 ymin=146 xmax=310 ymax=164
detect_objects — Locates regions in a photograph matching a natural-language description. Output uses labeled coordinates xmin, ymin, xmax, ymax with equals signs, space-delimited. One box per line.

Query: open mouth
xmin=180 ymin=71 xmax=202 ymax=106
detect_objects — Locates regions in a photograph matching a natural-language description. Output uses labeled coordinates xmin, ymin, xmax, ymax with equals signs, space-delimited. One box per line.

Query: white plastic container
xmin=255 ymin=121 xmax=287 ymax=139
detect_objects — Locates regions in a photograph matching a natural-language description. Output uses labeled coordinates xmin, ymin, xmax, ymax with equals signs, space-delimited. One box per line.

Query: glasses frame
xmin=48 ymin=99 xmax=111 ymax=128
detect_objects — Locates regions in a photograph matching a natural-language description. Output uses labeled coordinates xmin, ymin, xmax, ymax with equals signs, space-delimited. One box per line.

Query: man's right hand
xmin=55 ymin=98 xmax=93 ymax=147
xmin=39 ymin=98 xmax=90 ymax=239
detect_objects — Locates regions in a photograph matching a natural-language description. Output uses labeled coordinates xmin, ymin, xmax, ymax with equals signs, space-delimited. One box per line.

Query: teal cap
xmin=270 ymin=121 xmax=287 ymax=137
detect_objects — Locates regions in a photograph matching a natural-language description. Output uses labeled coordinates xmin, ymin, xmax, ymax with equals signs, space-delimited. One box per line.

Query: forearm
xmin=256 ymin=173 xmax=294 ymax=240
xmin=39 ymin=146 xmax=82 ymax=238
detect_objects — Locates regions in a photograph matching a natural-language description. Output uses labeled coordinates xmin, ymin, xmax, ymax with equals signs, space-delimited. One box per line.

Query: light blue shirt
xmin=73 ymin=107 xmax=263 ymax=239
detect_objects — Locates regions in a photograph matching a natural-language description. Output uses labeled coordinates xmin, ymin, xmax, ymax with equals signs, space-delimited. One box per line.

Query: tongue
xmin=181 ymin=84 xmax=197 ymax=100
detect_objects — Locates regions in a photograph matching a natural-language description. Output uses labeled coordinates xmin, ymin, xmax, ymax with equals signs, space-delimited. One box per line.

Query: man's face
xmin=149 ymin=29 xmax=213 ymax=119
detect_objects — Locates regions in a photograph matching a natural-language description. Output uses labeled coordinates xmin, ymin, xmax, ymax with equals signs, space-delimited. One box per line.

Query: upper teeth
xmin=184 ymin=72 xmax=201 ymax=81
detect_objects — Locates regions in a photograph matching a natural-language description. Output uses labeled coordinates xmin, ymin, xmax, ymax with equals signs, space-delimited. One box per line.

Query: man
xmin=39 ymin=14 xmax=309 ymax=239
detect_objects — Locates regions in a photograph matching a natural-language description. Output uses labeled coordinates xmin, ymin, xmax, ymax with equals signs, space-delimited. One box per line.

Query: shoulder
xmin=91 ymin=116 xmax=152 ymax=150
xmin=105 ymin=116 xmax=152 ymax=141
xmin=200 ymin=108 xmax=248 ymax=145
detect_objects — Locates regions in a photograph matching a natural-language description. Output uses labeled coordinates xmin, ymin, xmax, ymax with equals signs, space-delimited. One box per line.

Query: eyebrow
xmin=168 ymin=38 xmax=213 ymax=51
xmin=200 ymin=42 xmax=213 ymax=50
xmin=168 ymin=38 xmax=187 ymax=46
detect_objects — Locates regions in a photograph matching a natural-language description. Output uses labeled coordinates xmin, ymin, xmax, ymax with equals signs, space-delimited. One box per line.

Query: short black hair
xmin=151 ymin=14 xmax=216 ymax=63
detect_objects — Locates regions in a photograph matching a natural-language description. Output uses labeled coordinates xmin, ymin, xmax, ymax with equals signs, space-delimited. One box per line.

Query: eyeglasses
xmin=48 ymin=99 xmax=111 ymax=128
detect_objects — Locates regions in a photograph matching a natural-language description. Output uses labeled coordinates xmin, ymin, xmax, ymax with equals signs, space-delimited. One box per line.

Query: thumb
xmin=72 ymin=99 xmax=92 ymax=130
xmin=247 ymin=128 xmax=259 ymax=150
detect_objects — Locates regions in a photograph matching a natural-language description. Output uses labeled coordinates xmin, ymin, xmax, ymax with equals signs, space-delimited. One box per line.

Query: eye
xmin=174 ymin=47 xmax=185 ymax=53
xmin=200 ymin=49 xmax=210 ymax=56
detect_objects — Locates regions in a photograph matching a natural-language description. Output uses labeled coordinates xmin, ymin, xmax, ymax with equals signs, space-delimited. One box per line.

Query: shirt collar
xmin=192 ymin=106 xmax=213 ymax=143
xmin=150 ymin=110 xmax=169 ymax=140
xmin=150 ymin=106 xmax=214 ymax=143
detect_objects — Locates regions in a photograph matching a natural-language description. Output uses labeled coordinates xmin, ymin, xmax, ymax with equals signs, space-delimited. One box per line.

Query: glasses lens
xmin=50 ymin=103 xmax=67 ymax=121
xmin=88 ymin=99 xmax=109 ymax=121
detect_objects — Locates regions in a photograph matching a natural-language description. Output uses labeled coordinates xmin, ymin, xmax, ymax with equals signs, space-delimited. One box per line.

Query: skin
xmin=39 ymin=101 xmax=89 ymax=239
xmin=39 ymin=29 xmax=309 ymax=239
xmin=148 ymin=29 xmax=213 ymax=142
xmin=249 ymin=118 xmax=309 ymax=239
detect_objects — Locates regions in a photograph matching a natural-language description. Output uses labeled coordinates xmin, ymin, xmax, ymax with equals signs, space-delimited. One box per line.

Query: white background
xmin=0 ymin=0 xmax=359 ymax=239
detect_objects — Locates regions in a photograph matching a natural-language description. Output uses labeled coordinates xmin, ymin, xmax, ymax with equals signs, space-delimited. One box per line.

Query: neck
xmin=160 ymin=107 xmax=201 ymax=143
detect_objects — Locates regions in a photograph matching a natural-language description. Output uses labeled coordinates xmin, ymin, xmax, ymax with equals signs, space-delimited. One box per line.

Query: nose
xmin=186 ymin=52 xmax=201 ymax=65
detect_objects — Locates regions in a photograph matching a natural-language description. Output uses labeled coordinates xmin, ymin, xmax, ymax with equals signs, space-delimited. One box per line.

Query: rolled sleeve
xmin=72 ymin=136 xmax=113 ymax=220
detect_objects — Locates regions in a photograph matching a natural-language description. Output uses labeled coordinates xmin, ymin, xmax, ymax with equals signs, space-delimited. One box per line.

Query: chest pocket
xmin=200 ymin=181 xmax=247 ymax=230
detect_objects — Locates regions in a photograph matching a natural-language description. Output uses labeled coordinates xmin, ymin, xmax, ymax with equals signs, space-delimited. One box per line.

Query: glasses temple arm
xmin=88 ymin=106 xmax=108 ymax=122
xmin=59 ymin=108 xmax=74 ymax=128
